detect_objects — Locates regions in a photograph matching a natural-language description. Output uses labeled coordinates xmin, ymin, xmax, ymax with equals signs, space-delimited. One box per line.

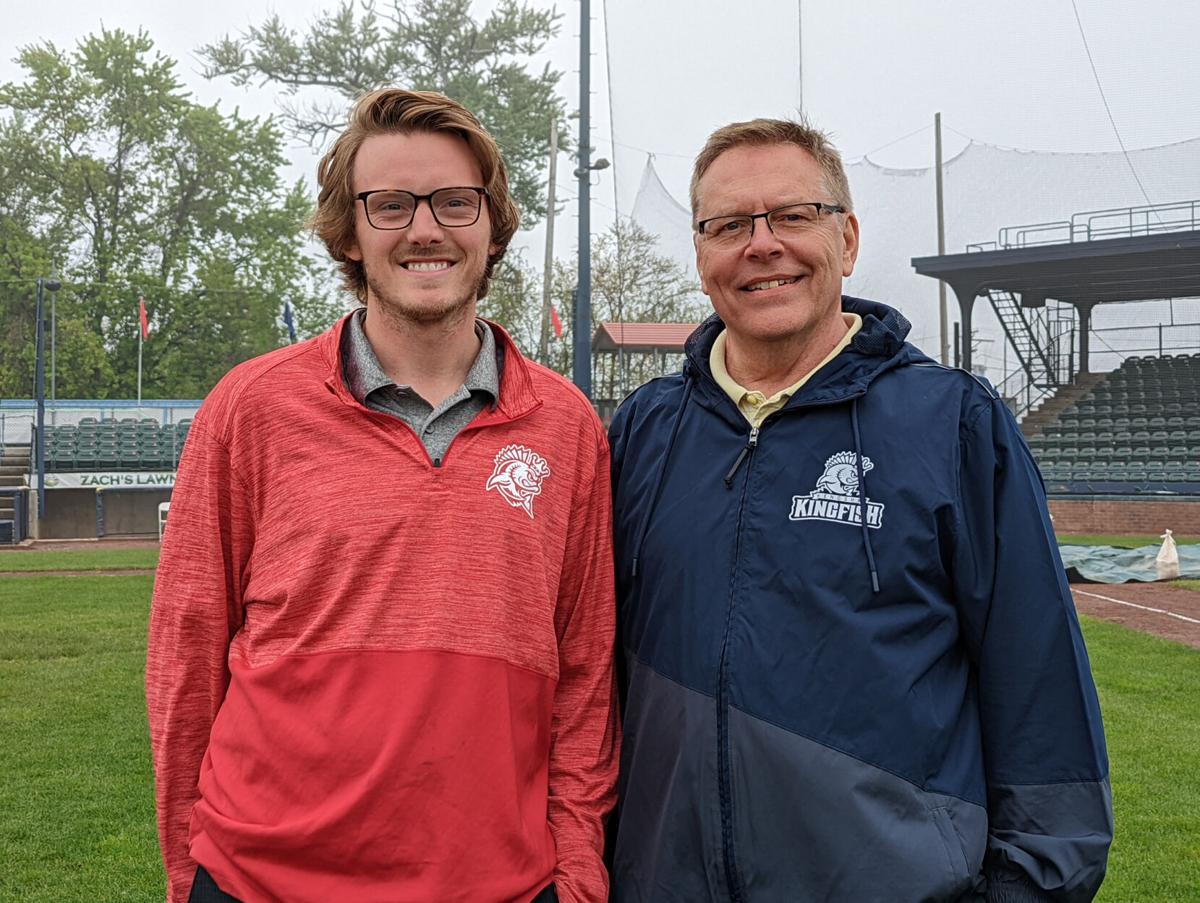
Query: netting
xmin=631 ymin=137 xmax=1200 ymax=382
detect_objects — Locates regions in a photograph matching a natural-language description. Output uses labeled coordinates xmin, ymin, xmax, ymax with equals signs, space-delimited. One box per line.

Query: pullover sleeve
xmin=952 ymin=396 xmax=1113 ymax=902
xmin=146 ymin=419 xmax=252 ymax=903
xmin=547 ymin=430 xmax=620 ymax=903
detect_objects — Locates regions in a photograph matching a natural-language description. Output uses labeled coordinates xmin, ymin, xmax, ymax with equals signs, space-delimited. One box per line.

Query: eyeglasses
xmin=355 ymin=187 xmax=489 ymax=230
xmin=696 ymin=202 xmax=846 ymax=247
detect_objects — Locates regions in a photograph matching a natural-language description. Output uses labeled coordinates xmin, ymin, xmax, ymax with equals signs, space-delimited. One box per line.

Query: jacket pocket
xmin=930 ymin=805 xmax=971 ymax=884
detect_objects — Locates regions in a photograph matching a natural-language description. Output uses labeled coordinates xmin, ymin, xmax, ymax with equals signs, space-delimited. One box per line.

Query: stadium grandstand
xmin=914 ymin=195 xmax=1200 ymax=512
xmin=1 ymin=401 xmax=199 ymax=542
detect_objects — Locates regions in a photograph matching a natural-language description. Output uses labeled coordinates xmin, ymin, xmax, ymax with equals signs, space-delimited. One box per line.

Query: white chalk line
xmin=1074 ymin=589 xmax=1200 ymax=626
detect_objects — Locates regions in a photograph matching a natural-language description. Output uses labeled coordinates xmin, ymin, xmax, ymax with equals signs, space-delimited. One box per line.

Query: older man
xmin=607 ymin=118 xmax=1111 ymax=902
xmin=146 ymin=89 xmax=617 ymax=903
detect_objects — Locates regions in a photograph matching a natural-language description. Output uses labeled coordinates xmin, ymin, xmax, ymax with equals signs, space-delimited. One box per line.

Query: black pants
xmin=189 ymin=865 xmax=559 ymax=902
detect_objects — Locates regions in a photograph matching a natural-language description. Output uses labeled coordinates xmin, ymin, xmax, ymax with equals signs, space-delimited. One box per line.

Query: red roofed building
xmin=591 ymin=322 xmax=700 ymax=421
xmin=592 ymin=322 xmax=697 ymax=354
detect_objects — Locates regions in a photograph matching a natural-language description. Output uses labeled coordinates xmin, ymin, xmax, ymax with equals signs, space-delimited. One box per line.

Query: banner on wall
xmin=32 ymin=472 xmax=177 ymax=490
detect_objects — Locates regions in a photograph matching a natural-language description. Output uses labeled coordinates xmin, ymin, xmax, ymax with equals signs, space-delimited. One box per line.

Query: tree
xmin=477 ymin=249 xmax=543 ymax=356
xmin=198 ymin=0 xmax=567 ymax=224
xmin=0 ymin=29 xmax=340 ymax=399
xmin=545 ymin=219 xmax=708 ymax=399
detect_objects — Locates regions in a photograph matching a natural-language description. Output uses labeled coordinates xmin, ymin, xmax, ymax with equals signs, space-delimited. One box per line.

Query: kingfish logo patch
xmin=486 ymin=444 xmax=551 ymax=518
xmin=789 ymin=451 xmax=885 ymax=529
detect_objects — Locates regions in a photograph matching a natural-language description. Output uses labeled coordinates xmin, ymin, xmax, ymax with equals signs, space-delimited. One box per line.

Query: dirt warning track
xmin=1072 ymin=584 xmax=1200 ymax=649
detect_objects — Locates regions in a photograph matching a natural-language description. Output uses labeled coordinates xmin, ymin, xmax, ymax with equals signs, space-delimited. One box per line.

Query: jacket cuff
xmin=986 ymin=871 xmax=1053 ymax=903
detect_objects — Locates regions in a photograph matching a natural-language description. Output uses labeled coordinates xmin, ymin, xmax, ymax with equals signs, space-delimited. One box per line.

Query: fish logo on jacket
xmin=486 ymin=444 xmax=552 ymax=518
xmin=790 ymin=450 xmax=885 ymax=529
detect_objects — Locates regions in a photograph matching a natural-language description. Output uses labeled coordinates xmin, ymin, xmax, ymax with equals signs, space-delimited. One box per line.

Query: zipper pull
xmin=723 ymin=426 xmax=759 ymax=487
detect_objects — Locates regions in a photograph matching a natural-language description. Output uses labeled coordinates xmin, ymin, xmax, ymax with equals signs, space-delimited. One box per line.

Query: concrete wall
xmin=1049 ymin=496 xmax=1200 ymax=536
xmin=37 ymin=487 xmax=171 ymax=538
xmin=100 ymin=488 xmax=172 ymax=536
xmin=37 ymin=488 xmax=98 ymax=539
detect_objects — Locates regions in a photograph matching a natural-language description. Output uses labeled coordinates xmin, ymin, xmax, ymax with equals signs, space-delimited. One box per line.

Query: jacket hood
xmin=682 ymin=295 xmax=928 ymax=411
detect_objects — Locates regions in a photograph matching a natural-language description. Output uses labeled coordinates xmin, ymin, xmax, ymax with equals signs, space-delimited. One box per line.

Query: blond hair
xmin=311 ymin=88 xmax=520 ymax=301
xmin=690 ymin=117 xmax=853 ymax=220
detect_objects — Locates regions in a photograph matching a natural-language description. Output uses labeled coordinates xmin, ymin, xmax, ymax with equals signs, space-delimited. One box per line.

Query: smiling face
xmin=346 ymin=131 xmax=498 ymax=325
xmin=693 ymin=142 xmax=859 ymax=346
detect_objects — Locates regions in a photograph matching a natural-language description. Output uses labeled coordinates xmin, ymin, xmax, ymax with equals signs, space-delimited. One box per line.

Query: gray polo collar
xmin=342 ymin=308 xmax=499 ymax=406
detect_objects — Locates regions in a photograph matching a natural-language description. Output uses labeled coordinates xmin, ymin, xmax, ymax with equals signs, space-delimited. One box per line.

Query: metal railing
xmin=996 ymin=311 xmax=1076 ymax=419
xmin=0 ymin=489 xmax=29 ymax=544
xmin=997 ymin=319 xmax=1200 ymax=418
xmin=967 ymin=198 xmax=1200 ymax=252
xmin=0 ymin=399 xmax=201 ymax=445
xmin=1087 ymin=320 xmax=1200 ymax=372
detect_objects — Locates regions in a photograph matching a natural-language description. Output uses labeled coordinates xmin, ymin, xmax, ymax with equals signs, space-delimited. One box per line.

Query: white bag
xmin=1156 ymin=529 xmax=1180 ymax=581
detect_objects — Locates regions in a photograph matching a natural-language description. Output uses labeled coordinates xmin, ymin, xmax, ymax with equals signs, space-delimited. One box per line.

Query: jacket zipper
xmin=723 ymin=426 xmax=759 ymax=487
xmin=717 ymin=425 xmax=757 ymax=901
xmin=433 ymin=399 xmax=541 ymax=467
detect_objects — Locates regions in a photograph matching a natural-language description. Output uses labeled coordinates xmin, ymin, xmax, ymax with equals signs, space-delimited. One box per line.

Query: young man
xmin=608 ymin=119 xmax=1112 ymax=901
xmin=147 ymin=89 xmax=618 ymax=903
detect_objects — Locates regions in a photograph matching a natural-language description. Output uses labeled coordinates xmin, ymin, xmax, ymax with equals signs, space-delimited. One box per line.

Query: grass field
xmin=0 ymin=548 xmax=159 ymax=573
xmin=0 ymin=552 xmax=1197 ymax=900
xmin=1057 ymin=533 xmax=1200 ymax=548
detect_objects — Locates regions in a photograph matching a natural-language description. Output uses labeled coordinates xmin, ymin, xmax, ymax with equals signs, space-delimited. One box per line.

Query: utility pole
xmin=797 ymin=0 xmax=803 ymax=112
xmin=574 ymin=0 xmax=593 ymax=398
xmin=936 ymin=112 xmax=949 ymax=366
xmin=539 ymin=118 xmax=558 ymax=365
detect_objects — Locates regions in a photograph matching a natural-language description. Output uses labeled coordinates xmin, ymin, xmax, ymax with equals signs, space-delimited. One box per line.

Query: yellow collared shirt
xmin=710 ymin=314 xmax=864 ymax=428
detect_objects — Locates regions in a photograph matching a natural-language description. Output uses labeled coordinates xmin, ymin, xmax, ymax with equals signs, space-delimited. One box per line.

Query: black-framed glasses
xmin=696 ymin=202 xmax=846 ymax=247
xmin=355 ymin=187 xmax=489 ymax=230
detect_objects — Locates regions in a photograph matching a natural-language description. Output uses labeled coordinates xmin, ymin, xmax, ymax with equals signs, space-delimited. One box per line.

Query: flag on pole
xmin=550 ymin=303 xmax=563 ymax=339
xmin=138 ymin=296 xmax=150 ymax=340
xmin=282 ymin=301 xmax=298 ymax=343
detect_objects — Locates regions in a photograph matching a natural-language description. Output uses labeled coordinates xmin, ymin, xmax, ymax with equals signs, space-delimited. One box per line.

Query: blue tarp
xmin=1059 ymin=543 xmax=1200 ymax=584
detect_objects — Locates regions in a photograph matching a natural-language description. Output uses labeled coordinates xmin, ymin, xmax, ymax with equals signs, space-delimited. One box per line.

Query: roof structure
xmin=911 ymin=230 xmax=1200 ymax=306
xmin=911 ymin=199 xmax=1200 ymax=372
xmin=592 ymin=322 xmax=698 ymax=353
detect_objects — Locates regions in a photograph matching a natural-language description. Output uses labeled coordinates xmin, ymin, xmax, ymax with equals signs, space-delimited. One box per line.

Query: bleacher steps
xmin=1020 ymin=372 xmax=1106 ymax=439
xmin=0 ymin=444 xmax=29 ymax=543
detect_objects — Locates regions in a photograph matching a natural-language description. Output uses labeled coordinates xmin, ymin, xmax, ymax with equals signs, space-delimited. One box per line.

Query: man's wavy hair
xmin=311 ymin=88 xmax=520 ymax=302
xmin=689 ymin=117 xmax=853 ymax=221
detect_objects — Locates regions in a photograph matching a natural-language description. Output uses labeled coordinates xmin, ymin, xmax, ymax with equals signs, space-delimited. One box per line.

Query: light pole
xmin=573 ymin=150 xmax=608 ymax=399
xmin=572 ymin=0 xmax=610 ymax=400
xmin=34 ymin=277 xmax=61 ymax=521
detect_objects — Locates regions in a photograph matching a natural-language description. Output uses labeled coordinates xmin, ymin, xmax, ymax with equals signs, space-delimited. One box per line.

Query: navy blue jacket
xmin=608 ymin=298 xmax=1112 ymax=903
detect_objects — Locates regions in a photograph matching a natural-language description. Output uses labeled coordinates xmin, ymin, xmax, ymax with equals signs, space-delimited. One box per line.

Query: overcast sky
xmin=4 ymin=0 xmax=1199 ymax=266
